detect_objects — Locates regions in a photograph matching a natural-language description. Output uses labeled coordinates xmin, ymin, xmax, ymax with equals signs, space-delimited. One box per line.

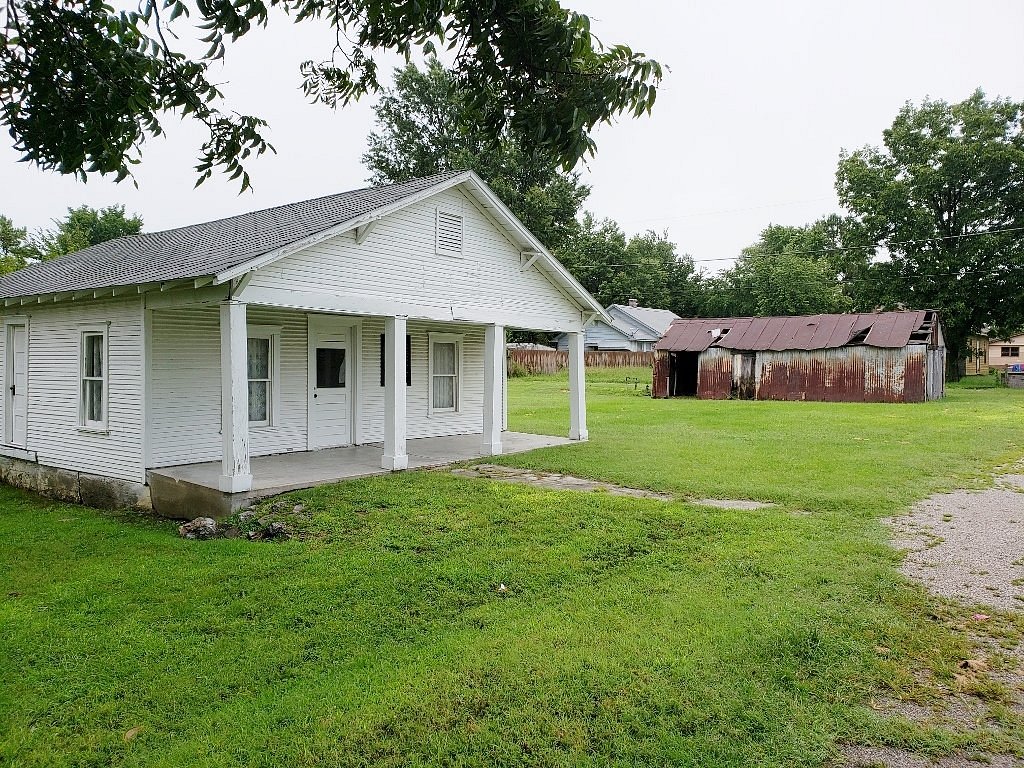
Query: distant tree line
xmin=365 ymin=66 xmax=1024 ymax=375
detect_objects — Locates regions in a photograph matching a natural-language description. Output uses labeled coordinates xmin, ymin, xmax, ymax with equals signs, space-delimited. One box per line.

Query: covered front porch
xmin=147 ymin=431 xmax=572 ymax=519
xmin=200 ymin=296 xmax=590 ymax=494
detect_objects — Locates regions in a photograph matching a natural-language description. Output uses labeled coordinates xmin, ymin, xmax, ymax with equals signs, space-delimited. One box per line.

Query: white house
xmin=556 ymin=301 xmax=679 ymax=352
xmin=0 ymin=171 xmax=605 ymax=516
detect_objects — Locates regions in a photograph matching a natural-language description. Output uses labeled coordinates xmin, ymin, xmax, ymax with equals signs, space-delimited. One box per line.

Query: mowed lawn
xmin=2 ymin=370 xmax=1023 ymax=767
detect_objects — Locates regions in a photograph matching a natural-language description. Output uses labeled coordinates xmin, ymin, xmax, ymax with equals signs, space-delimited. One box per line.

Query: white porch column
xmin=482 ymin=324 xmax=505 ymax=454
xmin=219 ymin=300 xmax=252 ymax=492
xmin=381 ymin=315 xmax=408 ymax=470
xmin=568 ymin=331 xmax=588 ymax=441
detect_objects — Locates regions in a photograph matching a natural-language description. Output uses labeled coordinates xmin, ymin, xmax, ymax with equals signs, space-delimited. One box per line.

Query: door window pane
xmin=316 ymin=347 xmax=346 ymax=388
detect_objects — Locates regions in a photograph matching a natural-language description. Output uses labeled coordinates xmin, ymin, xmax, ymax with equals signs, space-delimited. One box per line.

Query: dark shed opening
xmin=669 ymin=352 xmax=699 ymax=396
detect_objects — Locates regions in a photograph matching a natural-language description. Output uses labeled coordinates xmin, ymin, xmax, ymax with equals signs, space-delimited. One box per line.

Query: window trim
xmin=1001 ymin=346 xmax=1020 ymax=358
xmin=435 ymin=208 xmax=464 ymax=257
xmin=428 ymin=332 xmax=462 ymax=415
xmin=247 ymin=325 xmax=281 ymax=428
xmin=78 ymin=327 xmax=109 ymax=433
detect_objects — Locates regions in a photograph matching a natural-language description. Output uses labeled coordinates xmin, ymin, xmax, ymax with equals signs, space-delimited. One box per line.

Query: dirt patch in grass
xmin=450 ymin=463 xmax=776 ymax=510
xmin=450 ymin=463 xmax=675 ymax=500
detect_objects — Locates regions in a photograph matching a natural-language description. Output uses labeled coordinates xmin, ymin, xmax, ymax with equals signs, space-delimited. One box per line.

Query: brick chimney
xmin=627 ymin=298 xmax=638 ymax=308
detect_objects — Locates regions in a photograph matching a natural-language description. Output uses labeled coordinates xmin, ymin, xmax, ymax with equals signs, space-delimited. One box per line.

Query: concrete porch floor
xmin=147 ymin=431 xmax=573 ymax=519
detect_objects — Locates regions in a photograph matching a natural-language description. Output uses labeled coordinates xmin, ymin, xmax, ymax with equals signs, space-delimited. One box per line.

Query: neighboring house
xmin=653 ymin=311 xmax=945 ymax=402
xmin=0 ymin=171 xmax=604 ymax=516
xmin=965 ymin=333 xmax=990 ymax=376
xmin=988 ymin=333 xmax=1024 ymax=371
xmin=556 ymin=300 xmax=679 ymax=351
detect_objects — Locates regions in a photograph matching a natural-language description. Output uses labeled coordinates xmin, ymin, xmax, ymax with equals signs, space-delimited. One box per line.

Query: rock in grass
xmin=178 ymin=517 xmax=217 ymax=540
xmin=246 ymin=520 xmax=290 ymax=541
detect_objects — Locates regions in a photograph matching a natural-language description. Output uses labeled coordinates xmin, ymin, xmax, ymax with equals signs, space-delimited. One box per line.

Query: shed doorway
xmin=669 ymin=352 xmax=699 ymax=396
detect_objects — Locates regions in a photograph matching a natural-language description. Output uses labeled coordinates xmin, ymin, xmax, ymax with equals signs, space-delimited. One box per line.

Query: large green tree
xmin=837 ymin=90 xmax=1024 ymax=375
xmin=33 ymin=205 xmax=144 ymax=260
xmin=1 ymin=0 xmax=661 ymax=189
xmin=0 ymin=214 xmax=36 ymax=274
xmin=363 ymin=60 xmax=589 ymax=252
xmin=701 ymin=222 xmax=859 ymax=317
xmin=557 ymin=214 xmax=703 ymax=316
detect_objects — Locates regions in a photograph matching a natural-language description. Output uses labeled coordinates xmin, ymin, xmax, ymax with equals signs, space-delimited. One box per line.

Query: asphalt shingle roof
xmin=0 ymin=171 xmax=466 ymax=299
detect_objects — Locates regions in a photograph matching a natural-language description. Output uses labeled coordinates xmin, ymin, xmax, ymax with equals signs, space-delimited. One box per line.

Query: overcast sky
xmin=2 ymin=0 xmax=1022 ymax=273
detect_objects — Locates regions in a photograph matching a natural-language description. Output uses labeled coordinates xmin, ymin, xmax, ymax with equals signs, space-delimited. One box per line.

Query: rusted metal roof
xmin=656 ymin=311 xmax=934 ymax=353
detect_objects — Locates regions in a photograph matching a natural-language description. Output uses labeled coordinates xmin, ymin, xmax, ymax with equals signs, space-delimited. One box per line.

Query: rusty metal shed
xmin=653 ymin=310 xmax=945 ymax=402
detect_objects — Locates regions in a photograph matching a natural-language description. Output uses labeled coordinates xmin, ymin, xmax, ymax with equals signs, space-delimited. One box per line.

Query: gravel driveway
xmin=888 ymin=471 xmax=1024 ymax=611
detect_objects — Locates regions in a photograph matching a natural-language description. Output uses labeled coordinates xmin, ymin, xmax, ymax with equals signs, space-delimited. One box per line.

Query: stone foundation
xmin=0 ymin=455 xmax=150 ymax=511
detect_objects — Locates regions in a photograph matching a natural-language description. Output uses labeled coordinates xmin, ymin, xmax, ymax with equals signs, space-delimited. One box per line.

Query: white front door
xmin=309 ymin=334 xmax=352 ymax=449
xmin=8 ymin=325 xmax=27 ymax=447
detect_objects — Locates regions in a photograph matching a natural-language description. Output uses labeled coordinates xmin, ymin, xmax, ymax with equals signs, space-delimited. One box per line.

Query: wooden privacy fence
xmin=508 ymin=348 xmax=654 ymax=374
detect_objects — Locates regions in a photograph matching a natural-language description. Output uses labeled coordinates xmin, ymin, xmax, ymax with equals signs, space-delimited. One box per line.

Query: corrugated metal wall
xmin=698 ymin=347 xmax=733 ymax=399
xmin=652 ymin=352 xmax=670 ymax=398
xmin=656 ymin=344 xmax=943 ymax=403
xmin=755 ymin=346 xmax=930 ymax=402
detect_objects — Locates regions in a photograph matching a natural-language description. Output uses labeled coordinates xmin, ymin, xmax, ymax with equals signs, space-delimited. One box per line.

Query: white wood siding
xmin=245 ymin=187 xmax=582 ymax=330
xmin=359 ymin=318 xmax=485 ymax=442
xmin=148 ymin=309 xmax=488 ymax=467
xmin=148 ymin=305 xmax=308 ymax=467
xmin=0 ymin=298 xmax=145 ymax=482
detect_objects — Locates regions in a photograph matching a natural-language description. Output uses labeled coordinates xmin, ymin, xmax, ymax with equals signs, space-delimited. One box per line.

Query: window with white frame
xmin=247 ymin=327 xmax=279 ymax=426
xmin=429 ymin=334 xmax=461 ymax=412
xmin=435 ymin=209 xmax=464 ymax=256
xmin=80 ymin=330 xmax=107 ymax=429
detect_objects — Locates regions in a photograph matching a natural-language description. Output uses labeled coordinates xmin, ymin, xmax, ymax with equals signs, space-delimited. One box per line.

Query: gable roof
xmin=657 ymin=311 xmax=940 ymax=353
xmin=0 ymin=171 xmax=606 ymax=318
xmin=0 ymin=172 xmax=466 ymax=300
xmin=607 ymin=304 xmax=680 ymax=340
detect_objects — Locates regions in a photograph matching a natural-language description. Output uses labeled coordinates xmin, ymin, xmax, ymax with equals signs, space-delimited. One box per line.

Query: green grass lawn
xmin=2 ymin=370 xmax=1023 ymax=767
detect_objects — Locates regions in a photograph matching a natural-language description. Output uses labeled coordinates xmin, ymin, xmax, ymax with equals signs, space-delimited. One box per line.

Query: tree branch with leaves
xmin=1 ymin=0 xmax=662 ymax=190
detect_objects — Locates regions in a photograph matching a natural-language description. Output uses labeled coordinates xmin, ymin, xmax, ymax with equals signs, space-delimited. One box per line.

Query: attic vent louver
xmin=436 ymin=209 xmax=464 ymax=256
